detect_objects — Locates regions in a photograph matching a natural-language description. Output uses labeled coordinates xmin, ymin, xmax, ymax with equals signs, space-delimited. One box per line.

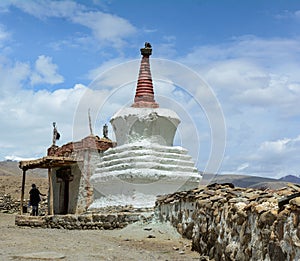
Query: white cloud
xmin=143 ymin=28 xmax=157 ymax=33
xmin=221 ymin=135 xmax=300 ymax=178
xmin=87 ymin=57 xmax=133 ymax=81
xmin=180 ymin=36 xmax=300 ymax=177
xmin=183 ymin=36 xmax=300 ymax=118
xmin=5 ymin=155 xmax=36 ymax=161
xmin=242 ymin=135 xmax=300 ymax=177
xmin=0 ymin=24 xmax=12 ymax=55
xmin=30 ymin=55 xmax=64 ymax=85
xmin=0 ymin=60 xmax=30 ymax=95
xmin=274 ymin=9 xmax=300 ymax=20
xmin=236 ymin=163 xmax=249 ymax=172
xmin=258 ymin=138 xmax=291 ymax=154
xmin=7 ymin=1 xmax=136 ymax=48
xmin=8 ymin=0 xmax=81 ymax=19
xmin=0 ymin=52 xmax=88 ymax=159
xmin=0 ymin=52 xmax=133 ymax=161
xmin=72 ymin=11 xmax=136 ymax=48
xmin=0 ymin=24 xmax=9 ymax=45
xmin=183 ymin=35 xmax=300 ymax=70
xmin=0 ymin=83 xmax=95 ymax=160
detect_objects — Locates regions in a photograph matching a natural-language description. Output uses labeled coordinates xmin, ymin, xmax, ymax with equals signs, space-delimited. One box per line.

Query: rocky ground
xmin=0 ymin=213 xmax=200 ymax=261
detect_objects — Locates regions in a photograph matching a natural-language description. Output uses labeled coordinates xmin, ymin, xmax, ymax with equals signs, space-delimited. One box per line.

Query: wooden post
xmin=20 ymin=169 xmax=26 ymax=215
xmin=48 ymin=168 xmax=54 ymax=215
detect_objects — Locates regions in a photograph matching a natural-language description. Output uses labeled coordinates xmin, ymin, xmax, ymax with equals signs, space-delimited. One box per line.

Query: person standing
xmin=29 ymin=184 xmax=46 ymax=216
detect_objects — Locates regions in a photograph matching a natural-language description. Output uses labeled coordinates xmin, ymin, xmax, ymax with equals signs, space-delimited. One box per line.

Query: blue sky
xmin=1 ymin=0 xmax=300 ymax=178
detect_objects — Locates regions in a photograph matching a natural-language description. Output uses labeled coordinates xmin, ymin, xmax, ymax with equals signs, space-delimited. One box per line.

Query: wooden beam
xmin=19 ymin=156 xmax=79 ymax=170
xmin=20 ymin=169 xmax=26 ymax=215
xmin=48 ymin=168 xmax=54 ymax=215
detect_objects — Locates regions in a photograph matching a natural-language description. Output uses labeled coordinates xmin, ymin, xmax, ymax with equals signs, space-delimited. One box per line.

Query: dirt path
xmin=0 ymin=213 xmax=200 ymax=260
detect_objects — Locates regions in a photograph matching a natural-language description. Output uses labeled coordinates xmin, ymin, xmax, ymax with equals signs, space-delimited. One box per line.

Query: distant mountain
xmin=0 ymin=160 xmax=47 ymax=177
xmin=201 ymin=173 xmax=296 ymax=190
xmin=279 ymin=175 xmax=300 ymax=184
xmin=0 ymin=161 xmax=22 ymax=176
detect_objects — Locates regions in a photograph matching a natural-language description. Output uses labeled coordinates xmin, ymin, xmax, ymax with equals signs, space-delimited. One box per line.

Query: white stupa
xmin=89 ymin=43 xmax=201 ymax=208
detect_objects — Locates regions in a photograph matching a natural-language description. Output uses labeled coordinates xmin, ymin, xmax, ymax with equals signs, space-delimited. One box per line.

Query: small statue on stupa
xmin=52 ymin=122 xmax=60 ymax=146
xmin=103 ymin=124 xmax=108 ymax=139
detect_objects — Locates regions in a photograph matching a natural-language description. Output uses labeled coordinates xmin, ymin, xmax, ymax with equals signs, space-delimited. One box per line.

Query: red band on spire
xmin=131 ymin=43 xmax=159 ymax=108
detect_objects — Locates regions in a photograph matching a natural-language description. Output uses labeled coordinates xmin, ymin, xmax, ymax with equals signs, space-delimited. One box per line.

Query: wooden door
xmin=56 ymin=167 xmax=73 ymax=214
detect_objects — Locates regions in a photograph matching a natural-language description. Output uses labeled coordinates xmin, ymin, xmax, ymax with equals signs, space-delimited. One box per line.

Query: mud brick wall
xmin=47 ymin=136 xmax=115 ymax=158
xmin=155 ymin=184 xmax=300 ymax=261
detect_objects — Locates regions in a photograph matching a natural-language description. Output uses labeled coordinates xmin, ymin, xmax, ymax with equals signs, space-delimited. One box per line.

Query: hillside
xmin=0 ymin=160 xmax=47 ymax=177
xmin=0 ymin=161 xmax=48 ymax=200
xmin=279 ymin=175 xmax=300 ymax=184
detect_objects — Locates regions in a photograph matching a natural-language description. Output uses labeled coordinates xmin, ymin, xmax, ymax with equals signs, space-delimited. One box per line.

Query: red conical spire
xmin=131 ymin=42 xmax=159 ymax=108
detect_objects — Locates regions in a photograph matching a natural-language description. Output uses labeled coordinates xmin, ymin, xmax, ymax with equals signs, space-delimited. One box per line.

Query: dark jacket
xmin=29 ymin=188 xmax=41 ymax=206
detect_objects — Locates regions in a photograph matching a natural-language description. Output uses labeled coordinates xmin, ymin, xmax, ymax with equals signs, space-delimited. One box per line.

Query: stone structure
xmin=15 ymin=208 xmax=152 ymax=230
xmin=48 ymin=135 xmax=114 ymax=214
xmin=1 ymin=194 xmax=48 ymax=215
xmin=90 ymin=43 xmax=201 ymax=208
xmin=19 ymin=135 xmax=114 ymax=215
xmin=155 ymin=183 xmax=300 ymax=261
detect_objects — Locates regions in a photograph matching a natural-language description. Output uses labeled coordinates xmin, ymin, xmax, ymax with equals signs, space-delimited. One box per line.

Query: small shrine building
xmin=19 ymin=125 xmax=114 ymax=215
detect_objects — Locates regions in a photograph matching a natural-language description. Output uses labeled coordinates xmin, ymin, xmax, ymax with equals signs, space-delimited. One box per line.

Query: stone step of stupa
xmin=102 ymin=148 xmax=193 ymax=162
xmin=94 ymin=160 xmax=198 ymax=174
xmin=91 ymin=169 xmax=200 ymax=183
xmin=103 ymin=143 xmax=190 ymax=156
xmin=97 ymin=155 xmax=195 ymax=169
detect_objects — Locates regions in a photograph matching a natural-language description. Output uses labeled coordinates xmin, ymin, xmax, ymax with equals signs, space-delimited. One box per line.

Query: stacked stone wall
xmin=0 ymin=195 xmax=47 ymax=215
xmin=155 ymin=184 xmax=300 ymax=261
xmin=15 ymin=210 xmax=153 ymax=230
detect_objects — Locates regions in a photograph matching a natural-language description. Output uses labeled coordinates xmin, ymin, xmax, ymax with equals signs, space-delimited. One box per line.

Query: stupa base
xmin=89 ymin=192 xmax=157 ymax=209
xmin=89 ymin=175 xmax=201 ymax=209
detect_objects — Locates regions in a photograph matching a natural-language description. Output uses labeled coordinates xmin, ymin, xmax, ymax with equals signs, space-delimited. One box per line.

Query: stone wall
xmin=155 ymin=183 xmax=300 ymax=261
xmin=15 ymin=208 xmax=153 ymax=230
xmin=0 ymin=195 xmax=20 ymax=214
xmin=0 ymin=195 xmax=47 ymax=215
